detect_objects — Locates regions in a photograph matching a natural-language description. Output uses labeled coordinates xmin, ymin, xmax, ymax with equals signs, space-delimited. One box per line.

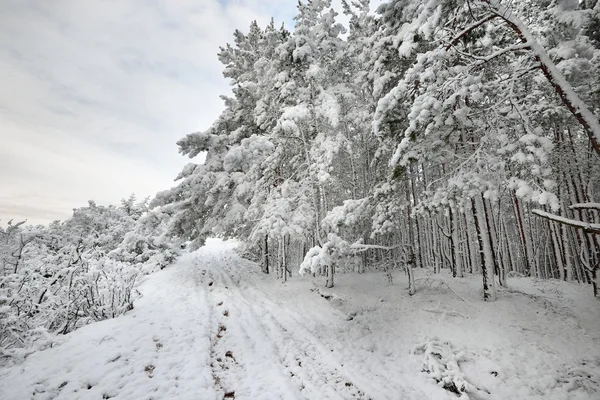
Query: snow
xmin=488 ymin=0 xmax=600 ymax=153
xmin=0 ymin=250 xmax=216 ymax=400
xmin=570 ymin=203 xmax=600 ymax=210
xmin=318 ymin=91 xmax=340 ymax=128
xmin=281 ymin=105 xmax=310 ymax=122
xmin=533 ymin=209 xmax=600 ymax=234
xmin=2 ymin=239 xmax=599 ymax=399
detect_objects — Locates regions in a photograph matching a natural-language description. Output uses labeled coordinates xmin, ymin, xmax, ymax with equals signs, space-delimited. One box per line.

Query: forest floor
xmin=1 ymin=239 xmax=599 ymax=400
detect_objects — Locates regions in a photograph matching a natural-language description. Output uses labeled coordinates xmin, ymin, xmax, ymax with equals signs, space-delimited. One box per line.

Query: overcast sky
xmin=0 ymin=0 xmax=311 ymax=225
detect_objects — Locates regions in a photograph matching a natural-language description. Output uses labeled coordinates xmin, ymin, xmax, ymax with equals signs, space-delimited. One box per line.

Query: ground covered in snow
xmin=1 ymin=239 xmax=599 ymax=400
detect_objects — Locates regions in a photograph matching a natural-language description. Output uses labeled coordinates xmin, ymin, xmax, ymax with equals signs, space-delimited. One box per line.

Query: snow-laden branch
xmin=446 ymin=14 xmax=498 ymax=49
xmin=476 ymin=42 xmax=531 ymax=64
xmin=569 ymin=203 xmax=600 ymax=211
xmin=445 ymin=40 xmax=531 ymax=66
xmin=349 ymin=243 xmax=411 ymax=251
xmin=477 ymin=0 xmax=600 ymax=157
xmin=532 ymin=209 xmax=600 ymax=234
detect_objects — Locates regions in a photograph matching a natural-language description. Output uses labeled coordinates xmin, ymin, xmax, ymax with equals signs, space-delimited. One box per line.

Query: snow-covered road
xmin=202 ymin=245 xmax=370 ymax=399
xmin=172 ymin=241 xmax=431 ymax=399
xmin=2 ymin=239 xmax=599 ymax=400
xmin=0 ymin=240 xmax=431 ymax=400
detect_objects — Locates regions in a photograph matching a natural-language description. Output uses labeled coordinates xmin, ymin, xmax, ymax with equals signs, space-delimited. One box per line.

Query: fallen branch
xmin=414 ymin=278 xmax=445 ymax=289
xmin=423 ymin=308 xmax=470 ymax=319
xmin=412 ymin=339 xmax=484 ymax=397
xmin=442 ymin=282 xmax=472 ymax=305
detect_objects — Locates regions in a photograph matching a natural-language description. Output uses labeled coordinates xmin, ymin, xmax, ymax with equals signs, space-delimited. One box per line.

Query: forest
xmin=2 ymin=0 xmax=600 ymax=366
xmin=152 ymin=0 xmax=600 ymax=298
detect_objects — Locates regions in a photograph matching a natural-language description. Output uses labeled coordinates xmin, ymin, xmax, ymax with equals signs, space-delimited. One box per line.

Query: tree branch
xmin=446 ymin=14 xmax=498 ymax=50
xmin=569 ymin=203 xmax=600 ymax=211
xmin=532 ymin=209 xmax=600 ymax=235
xmin=478 ymin=0 xmax=600 ymax=157
xmin=349 ymin=243 xmax=410 ymax=252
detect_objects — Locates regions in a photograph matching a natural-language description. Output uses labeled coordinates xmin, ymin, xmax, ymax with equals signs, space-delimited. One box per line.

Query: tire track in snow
xmin=214 ymin=249 xmax=433 ymax=400
xmin=158 ymin=256 xmax=216 ymax=398
xmin=203 ymin=251 xmax=302 ymax=399
xmin=260 ymin=292 xmax=417 ymax=399
xmin=256 ymin=306 xmax=369 ymax=399
xmin=204 ymin=249 xmax=371 ymax=400
xmin=205 ymin=264 xmax=244 ymax=400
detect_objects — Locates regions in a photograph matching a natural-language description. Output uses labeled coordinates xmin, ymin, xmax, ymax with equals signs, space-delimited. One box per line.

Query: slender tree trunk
xmin=482 ymin=197 xmax=501 ymax=283
xmin=451 ymin=208 xmax=463 ymax=277
xmin=494 ymin=216 xmax=507 ymax=286
xmin=502 ymin=218 xmax=515 ymax=276
xmin=407 ymin=247 xmax=416 ymax=296
xmin=282 ymin=235 xmax=288 ymax=283
xmin=262 ymin=234 xmax=269 ymax=274
xmin=406 ymin=185 xmax=417 ymax=295
xmin=326 ymin=263 xmax=334 ymax=288
xmin=513 ymin=193 xmax=534 ymax=276
xmin=410 ymin=165 xmax=424 ymax=269
xmin=473 ymin=196 xmax=497 ymax=301
xmin=560 ymin=219 xmax=573 ymax=281
xmin=549 ymin=219 xmax=564 ymax=280
xmin=448 ymin=208 xmax=458 ymax=278
xmin=461 ymin=212 xmax=473 ymax=275
xmin=592 ymin=265 xmax=599 ymax=298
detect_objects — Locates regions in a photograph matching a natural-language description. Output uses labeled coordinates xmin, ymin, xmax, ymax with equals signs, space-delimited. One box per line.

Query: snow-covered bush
xmin=299 ymin=234 xmax=355 ymax=287
xmin=299 ymin=234 xmax=352 ymax=275
xmin=413 ymin=339 xmax=479 ymax=398
xmin=0 ymin=221 xmax=43 ymax=357
xmin=110 ymin=208 xmax=181 ymax=274
xmin=0 ymin=198 xmax=175 ymax=362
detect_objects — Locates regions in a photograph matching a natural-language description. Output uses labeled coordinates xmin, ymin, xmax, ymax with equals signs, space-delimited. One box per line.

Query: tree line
xmin=153 ymin=0 xmax=600 ymax=299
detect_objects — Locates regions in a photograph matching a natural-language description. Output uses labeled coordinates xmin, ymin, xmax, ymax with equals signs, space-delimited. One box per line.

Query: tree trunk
xmin=407 ymin=248 xmax=416 ymax=296
xmin=262 ymin=234 xmax=269 ymax=274
xmin=473 ymin=196 xmax=497 ymax=301
xmin=482 ymin=198 xmax=501 ymax=285
xmin=406 ymin=183 xmax=417 ymax=295
xmin=513 ymin=193 xmax=534 ymax=276
xmin=326 ymin=263 xmax=334 ymax=288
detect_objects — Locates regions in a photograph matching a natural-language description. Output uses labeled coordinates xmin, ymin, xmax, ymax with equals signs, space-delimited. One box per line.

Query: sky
xmin=0 ymin=0 xmax=314 ymax=225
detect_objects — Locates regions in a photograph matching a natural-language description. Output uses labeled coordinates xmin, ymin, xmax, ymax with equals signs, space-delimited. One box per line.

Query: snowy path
xmin=2 ymin=239 xmax=599 ymax=400
xmin=0 ymin=241 xmax=430 ymax=400
xmin=186 ymin=244 xmax=423 ymax=399
xmin=0 ymin=247 xmax=219 ymax=399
